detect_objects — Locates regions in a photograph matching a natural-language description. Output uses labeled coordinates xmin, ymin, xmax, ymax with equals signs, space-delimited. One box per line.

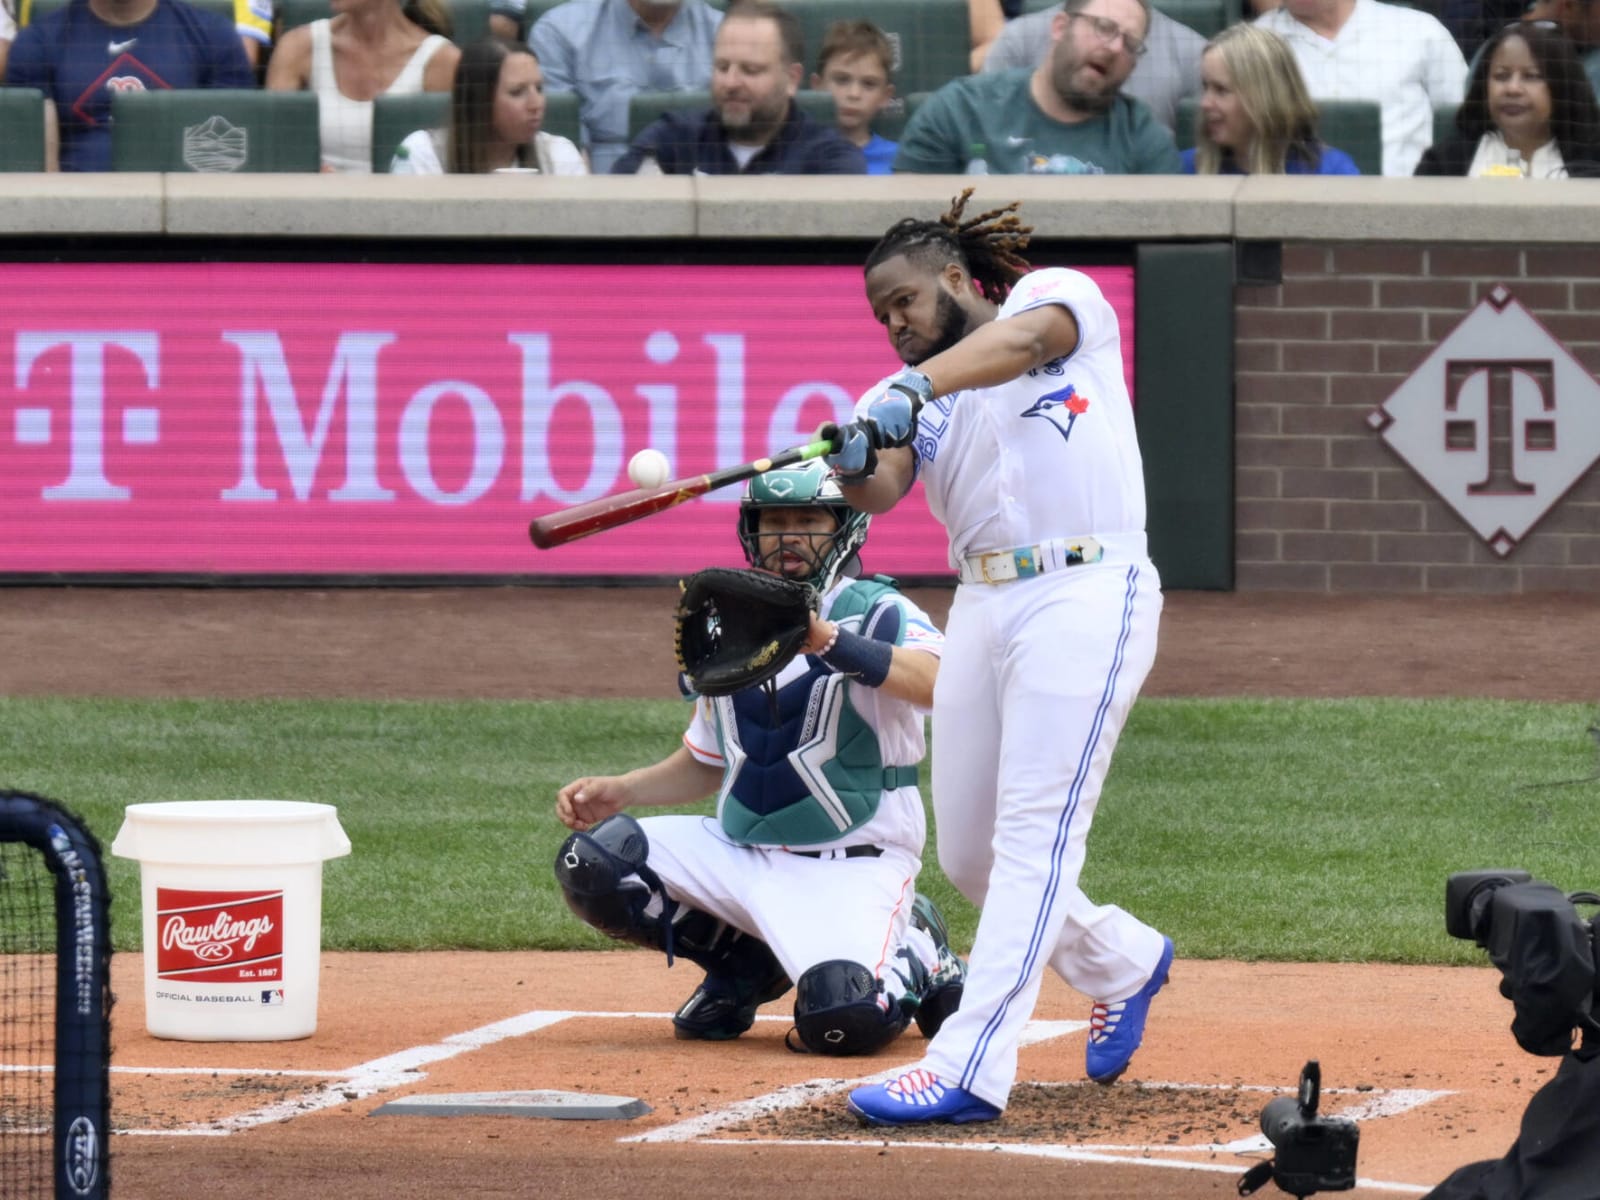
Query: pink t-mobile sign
xmin=0 ymin=262 xmax=1134 ymax=577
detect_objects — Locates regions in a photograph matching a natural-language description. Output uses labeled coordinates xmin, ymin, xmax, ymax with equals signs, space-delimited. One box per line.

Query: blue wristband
xmin=818 ymin=626 xmax=893 ymax=688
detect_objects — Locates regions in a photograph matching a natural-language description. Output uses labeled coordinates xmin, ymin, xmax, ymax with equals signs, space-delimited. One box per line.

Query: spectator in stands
xmin=1255 ymin=0 xmax=1468 ymax=176
xmin=0 ymin=2 xmax=15 ymax=78
xmin=5 ymin=0 xmax=254 ymax=171
xmin=1416 ymin=18 xmax=1600 ymax=175
xmin=1438 ymin=0 xmax=1525 ymax=61
xmin=392 ymin=36 xmax=588 ymax=171
xmin=981 ymin=0 xmax=1205 ymax=133
xmin=236 ymin=0 xmax=270 ymax=66
xmin=487 ymin=0 xmax=521 ymax=40
xmin=612 ymin=0 xmax=865 ymax=173
xmin=531 ymin=0 xmax=722 ymax=174
xmin=1522 ymin=0 xmax=1600 ymax=100
xmin=895 ymin=0 xmax=1180 ymax=174
xmin=810 ymin=18 xmax=897 ymax=174
xmin=266 ymin=0 xmax=460 ymax=174
xmin=967 ymin=0 xmax=1017 ymax=71
xmin=1185 ymin=23 xmax=1360 ymax=172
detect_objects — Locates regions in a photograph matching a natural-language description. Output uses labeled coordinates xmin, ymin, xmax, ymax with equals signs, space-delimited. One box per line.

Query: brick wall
xmin=1233 ymin=242 xmax=1600 ymax=593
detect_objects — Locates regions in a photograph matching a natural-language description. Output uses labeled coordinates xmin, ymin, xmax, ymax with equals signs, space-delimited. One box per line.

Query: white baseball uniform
xmin=640 ymin=576 xmax=946 ymax=992
xmin=853 ymin=267 xmax=1166 ymax=1109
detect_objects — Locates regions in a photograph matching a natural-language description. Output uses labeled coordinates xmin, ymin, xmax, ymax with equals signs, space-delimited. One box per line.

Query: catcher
xmin=553 ymin=460 xmax=963 ymax=1055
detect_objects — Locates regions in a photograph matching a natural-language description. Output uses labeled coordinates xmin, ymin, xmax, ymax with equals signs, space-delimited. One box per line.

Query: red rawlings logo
xmin=155 ymin=888 xmax=285 ymax=984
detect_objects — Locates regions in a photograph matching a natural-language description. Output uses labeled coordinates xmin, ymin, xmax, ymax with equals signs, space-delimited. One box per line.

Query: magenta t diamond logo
xmin=1367 ymin=285 xmax=1600 ymax=557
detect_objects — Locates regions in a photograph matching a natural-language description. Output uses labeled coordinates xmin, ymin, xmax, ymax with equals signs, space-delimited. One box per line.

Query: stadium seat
xmin=794 ymin=88 xmax=837 ymax=127
xmin=542 ymin=90 xmax=581 ymax=144
xmin=875 ymin=89 xmax=930 ymax=142
xmin=278 ymin=0 xmax=490 ymax=39
xmin=627 ymin=90 xmax=711 ymax=142
xmin=1433 ymin=102 xmax=1461 ymax=148
xmin=1149 ymin=0 xmax=1230 ymax=37
xmin=790 ymin=0 xmax=968 ymax=96
xmin=0 ymin=88 xmax=48 ymax=172
xmin=22 ymin=0 xmax=233 ymax=22
xmin=1172 ymin=96 xmax=1381 ymax=173
xmin=1315 ymin=99 xmax=1382 ymax=176
xmin=1174 ymin=95 xmax=1198 ymax=150
xmin=110 ymin=89 xmax=321 ymax=172
xmin=371 ymin=90 xmax=450 ymax=172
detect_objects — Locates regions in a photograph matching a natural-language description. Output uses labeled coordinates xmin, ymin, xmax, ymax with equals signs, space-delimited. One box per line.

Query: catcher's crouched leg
xmin=553 ymin=815 xmax=792 ymax=1040
xmin=552 ymin=814 xmax=658 ymax=945
xmin=792 ymin=959 xmax=915 ymax=1056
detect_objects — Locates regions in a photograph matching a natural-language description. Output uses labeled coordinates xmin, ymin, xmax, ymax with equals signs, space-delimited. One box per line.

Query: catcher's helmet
xmin=738 ymin=460 xmax=870 ymax=593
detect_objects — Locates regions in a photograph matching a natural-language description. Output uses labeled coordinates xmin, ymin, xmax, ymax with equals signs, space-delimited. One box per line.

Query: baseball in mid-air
xmin=628 ymin=448 xmax=672 ymax=489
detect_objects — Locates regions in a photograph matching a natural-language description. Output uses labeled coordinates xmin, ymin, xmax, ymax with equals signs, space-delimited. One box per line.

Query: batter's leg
xmin=919 ymin=564 xmax=1163 ymax=1108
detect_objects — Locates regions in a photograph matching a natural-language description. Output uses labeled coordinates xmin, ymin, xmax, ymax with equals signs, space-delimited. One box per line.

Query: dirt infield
xmin=5 ymin=586 xmax=1597 ymax=1199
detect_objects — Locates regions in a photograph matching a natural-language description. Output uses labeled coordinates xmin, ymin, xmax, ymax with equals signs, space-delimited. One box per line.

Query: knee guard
xmin=553 ymin=814 xmax=659 ymax=947
xmin=553 ymin=816 xmax=792 ymax=1003
xmin=792 ymin=959 xmax=911 ymax=1056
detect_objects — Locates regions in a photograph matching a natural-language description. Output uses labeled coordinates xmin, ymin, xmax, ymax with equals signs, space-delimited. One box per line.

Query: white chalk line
xmin=94 ymin=1004 xmax=1454 ymax=1193
xmin=687 ymin=1139 xmax=1434 ymax=1195
xmin=629 ymin=1048 xmax=1452 ymax=1197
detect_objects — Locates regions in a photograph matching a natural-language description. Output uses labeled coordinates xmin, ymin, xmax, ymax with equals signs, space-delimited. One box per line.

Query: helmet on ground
xmin=738 ymin=460 xmax=870 ymax=593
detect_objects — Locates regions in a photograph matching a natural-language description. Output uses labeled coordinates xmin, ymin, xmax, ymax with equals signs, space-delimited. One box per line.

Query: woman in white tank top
xmin=266 ymin=0 xmax=461 ymax=173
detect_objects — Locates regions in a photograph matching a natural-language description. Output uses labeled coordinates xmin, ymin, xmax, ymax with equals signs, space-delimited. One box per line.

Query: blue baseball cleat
xmin=847 ymin=1068 xmax=1001 ymax=1126
xmin=1086 ymin=935 xmax=1174 ymax=1084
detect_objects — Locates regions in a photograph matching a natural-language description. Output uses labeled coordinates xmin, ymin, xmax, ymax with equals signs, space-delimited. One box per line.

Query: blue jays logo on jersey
xmin=1021 ymin=383 xmax=1091 ymax=444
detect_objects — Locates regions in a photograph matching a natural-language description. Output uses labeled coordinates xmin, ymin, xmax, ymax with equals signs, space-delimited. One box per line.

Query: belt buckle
xmin=979 ymin=551 xmax=1015 ymax=584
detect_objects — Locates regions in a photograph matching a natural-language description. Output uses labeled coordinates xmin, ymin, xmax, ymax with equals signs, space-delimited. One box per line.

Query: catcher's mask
xmin=738 ymin=461 xmax=870 ymax=593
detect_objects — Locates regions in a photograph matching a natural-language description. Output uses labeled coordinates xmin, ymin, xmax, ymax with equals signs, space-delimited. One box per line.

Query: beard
xmin=1049 ymin=46 xmax=1118 ymax=116
xmin=909 ymin=289 xmax=973 ymax=364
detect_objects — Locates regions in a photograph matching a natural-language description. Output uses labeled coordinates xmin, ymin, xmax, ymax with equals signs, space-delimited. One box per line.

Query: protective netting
xmin=0 ymin=841 xmax=57 ymax=1200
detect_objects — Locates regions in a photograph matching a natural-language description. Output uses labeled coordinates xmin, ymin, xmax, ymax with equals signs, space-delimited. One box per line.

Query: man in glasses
xmin=892 ymin=0 xmax=1181 ymax=174
xmin=978 ymin=2 xmax=1205 ymax=134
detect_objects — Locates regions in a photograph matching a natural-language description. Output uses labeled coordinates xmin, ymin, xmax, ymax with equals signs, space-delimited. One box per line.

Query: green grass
xmin=3 ymin=695 xmax=1594 ymax=964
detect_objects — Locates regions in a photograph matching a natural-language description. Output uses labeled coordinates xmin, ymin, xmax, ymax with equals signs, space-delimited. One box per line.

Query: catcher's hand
xmin=673 ymin=567 xmax=818 ymax=697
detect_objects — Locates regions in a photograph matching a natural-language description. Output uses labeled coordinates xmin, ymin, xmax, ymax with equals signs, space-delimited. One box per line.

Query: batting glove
xmin=865 ymin=368 xmax=932 ymax=448
xmin=826 ymin=420 xmax=879 ymax=483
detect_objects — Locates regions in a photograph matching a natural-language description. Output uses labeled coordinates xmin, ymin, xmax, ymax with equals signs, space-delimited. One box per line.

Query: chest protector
xmin=711 ymin=578 xmax=914 ymax=847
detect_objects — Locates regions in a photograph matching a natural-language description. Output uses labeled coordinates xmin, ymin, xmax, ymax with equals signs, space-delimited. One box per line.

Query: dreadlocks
xmin=863 ymin=188 xmax=1034 ymax=304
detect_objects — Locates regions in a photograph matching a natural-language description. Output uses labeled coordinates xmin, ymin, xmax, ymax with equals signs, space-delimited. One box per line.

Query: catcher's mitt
xmin=673 ymin=567 xmax=817 ymax=697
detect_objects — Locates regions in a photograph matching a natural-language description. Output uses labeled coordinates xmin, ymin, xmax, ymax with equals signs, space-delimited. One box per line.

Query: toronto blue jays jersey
xmin=854 ymin=268 xmax=1147 ymax=565
xmin=6 ymin=0 xmax=254 ymax=172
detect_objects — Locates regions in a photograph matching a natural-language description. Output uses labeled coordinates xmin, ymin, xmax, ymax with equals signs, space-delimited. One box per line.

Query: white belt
xmin=958 ymin=536 xmax=1105 ymax=585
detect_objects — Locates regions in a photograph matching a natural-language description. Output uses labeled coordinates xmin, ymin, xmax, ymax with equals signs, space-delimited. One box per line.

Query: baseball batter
xmin=552 ymin=462 xmax=965 ymax=1055
xmin=828 ymin=190 xmax=1172 ymax=1124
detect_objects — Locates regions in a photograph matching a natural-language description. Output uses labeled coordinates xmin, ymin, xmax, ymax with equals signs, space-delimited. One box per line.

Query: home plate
xmin=371 ymin=1091 xmax=651 ymax=1120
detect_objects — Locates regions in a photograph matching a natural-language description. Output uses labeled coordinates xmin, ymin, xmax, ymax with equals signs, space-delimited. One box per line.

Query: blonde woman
xmin=1183 ymin=23 xmax=1359 ymax=175
xmin=266 ymin=0 xmax=461 ymax=173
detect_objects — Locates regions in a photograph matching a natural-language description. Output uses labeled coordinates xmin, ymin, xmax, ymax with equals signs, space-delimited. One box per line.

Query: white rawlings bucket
xmin=111 ymin=800 xmax=351 ymax=1041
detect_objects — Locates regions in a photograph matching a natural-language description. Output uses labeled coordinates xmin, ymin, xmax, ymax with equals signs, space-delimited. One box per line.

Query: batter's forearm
xmin=837 ymin=446 xmax=915 ymax=514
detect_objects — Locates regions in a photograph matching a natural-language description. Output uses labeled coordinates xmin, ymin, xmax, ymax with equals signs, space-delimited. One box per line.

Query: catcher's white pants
xmin=919 ymin=559 xmax=1166 ymax=1109
xmin=640 ymin=815 xmax=926 ymax=991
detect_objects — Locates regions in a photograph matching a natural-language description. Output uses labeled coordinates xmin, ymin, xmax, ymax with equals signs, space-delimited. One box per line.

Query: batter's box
xmin=715 ymin=1079 xmax=1447 ymax=1149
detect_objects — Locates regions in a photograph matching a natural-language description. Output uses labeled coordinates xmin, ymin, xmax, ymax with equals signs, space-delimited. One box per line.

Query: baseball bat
xmin=528 ymin=428 xmax=843 ymax=550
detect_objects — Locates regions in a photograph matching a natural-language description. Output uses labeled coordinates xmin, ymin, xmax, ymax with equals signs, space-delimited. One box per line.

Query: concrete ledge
xmin=162 ymin=173 xmax=697 ymax=238
xmin=1235 ymin=175 xmax=1600 ymax=242
xmin=6 ymin=172 xmax=1599 ymax=244
xmin=0 ymin=174 xmax=164 ymax=234
xmin=693 ymin=174 xmax=1240 ymax=240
